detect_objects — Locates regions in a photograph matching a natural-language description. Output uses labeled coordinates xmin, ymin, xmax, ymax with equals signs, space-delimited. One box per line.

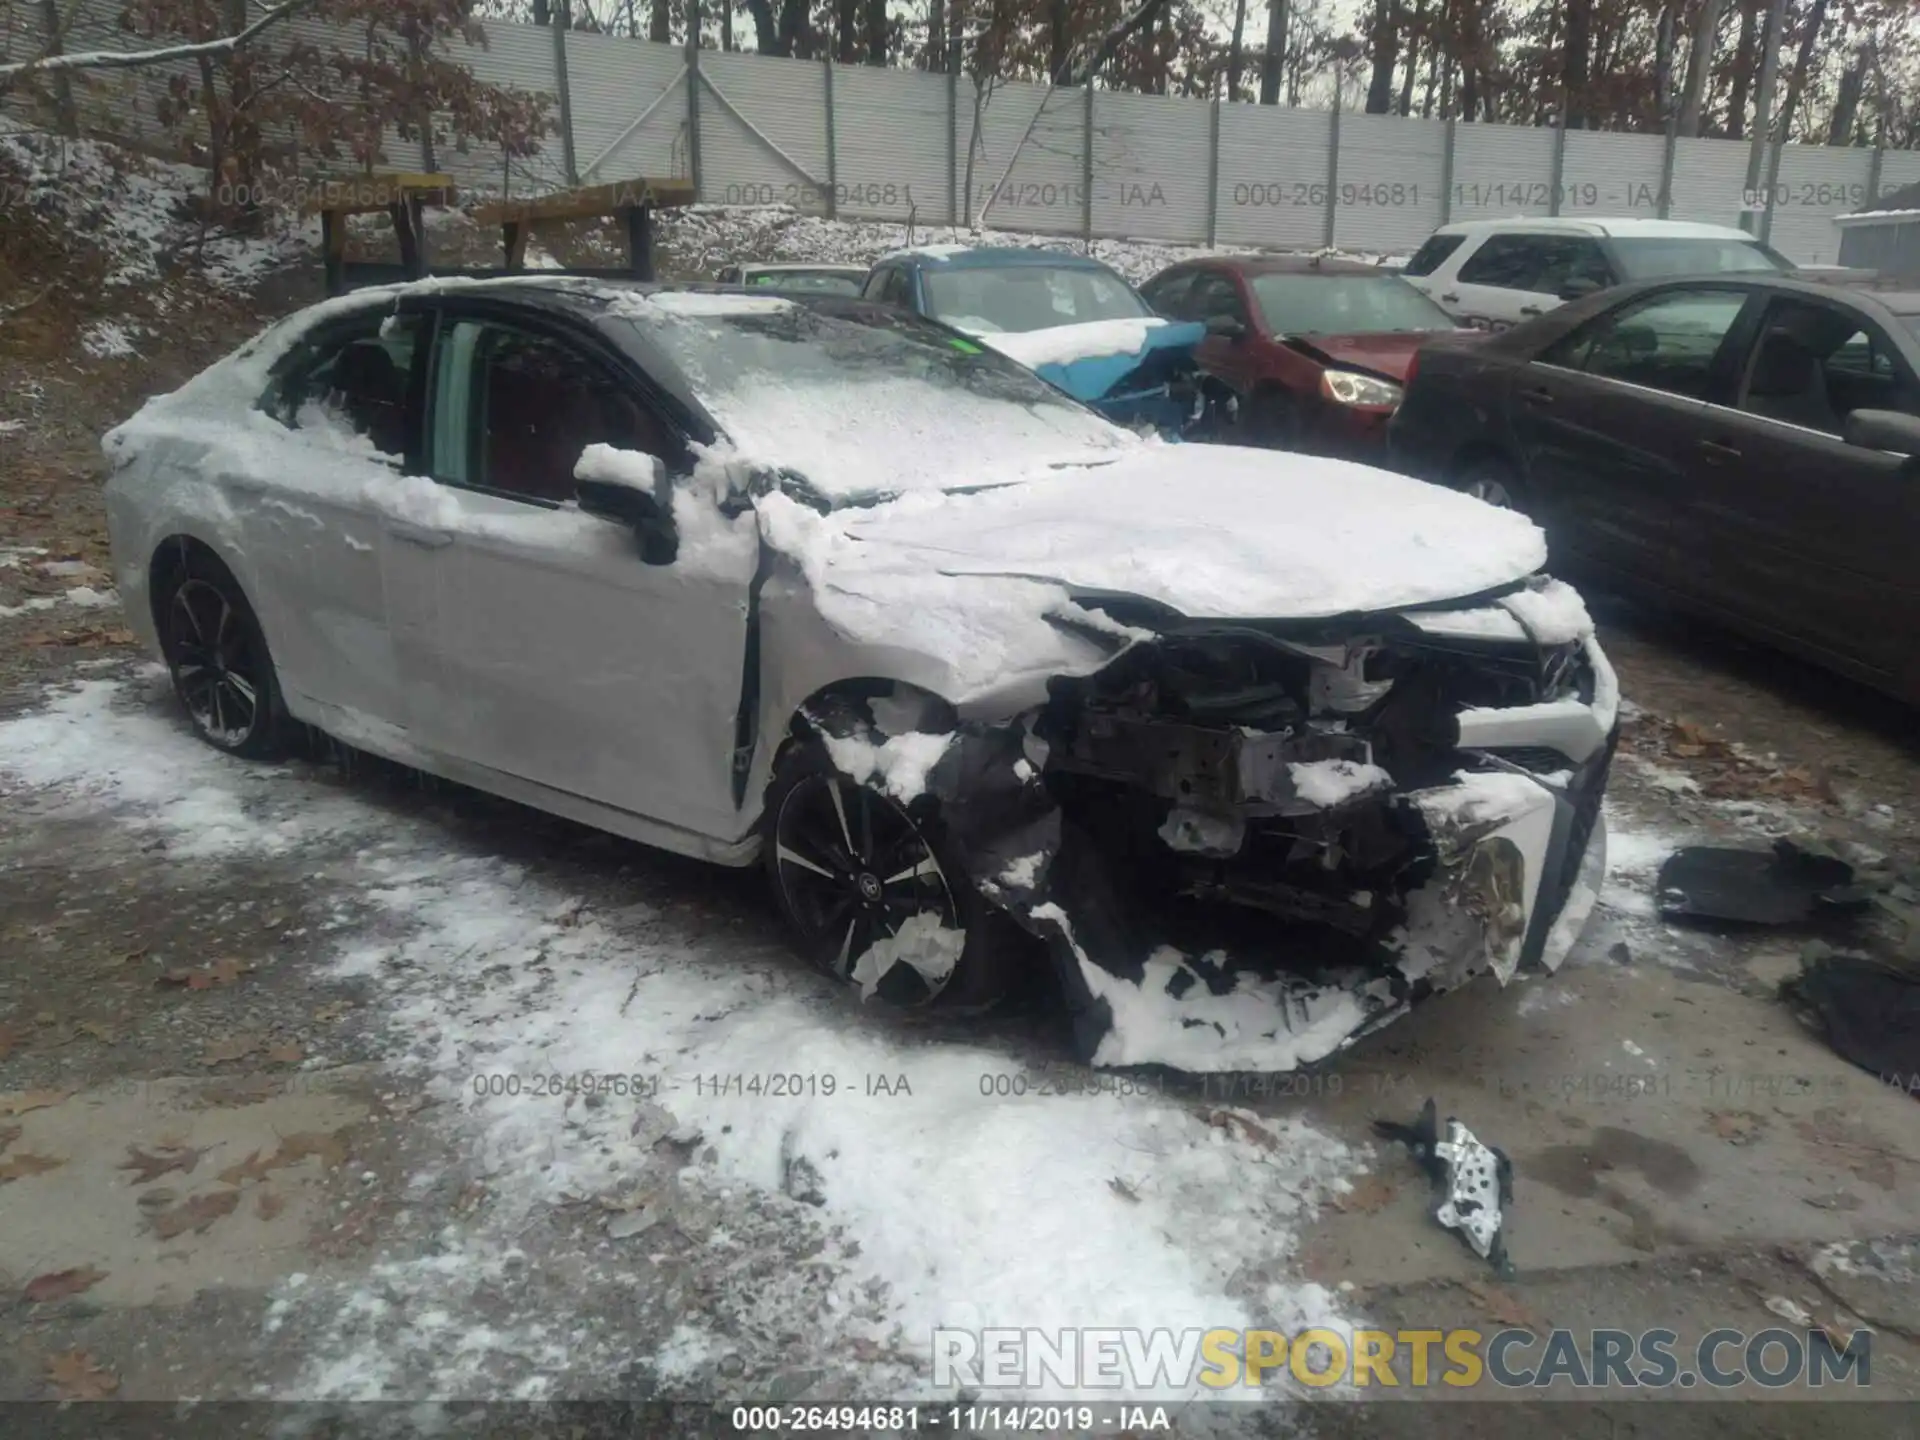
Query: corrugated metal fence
xmin=9 ymin=1 xmax=1920 ymax=263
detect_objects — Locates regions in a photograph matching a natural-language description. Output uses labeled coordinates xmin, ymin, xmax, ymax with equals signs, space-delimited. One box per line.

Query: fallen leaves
xmin=0 ymin=1123 xmax=20 ymax=1152
xmin=201 ymin=1033 xmax=264 ymax=1066
xmin=24 ymin=1266 xmax=108 ymax=1303
xmin=147 ymin=1188 xmax=239 ymax=1240
xmin=159 ymin=958 xmax=251 ymax=991
xmin=1706 ymin=1110 xmax=1767 ymax=1146
xmin=0 ymin=1152 xmax=65 ymax=1183
xmin=1202 ymin=1107 xmax=1280 ymax=1151
xmin=0 ymin=1088 xmax=71 ymax=1116
xmin=1329 ymin=1172 xmax=1397 ymax=1214
xmin=0 ymin=1022 xmax=21 ymax=1061
xmin=255 ymin=1190 xmax=286 ymax=1221
xmin=118 ymin=1144 xmax=205 ymax=1185
xmin=24 ymin=625 xmax=136 ymax=650
xmin=262 ymin=1041 xmax=303 ymax=1066
xmin=45 ymin=1349 xmax=118 ymax=1400
xmin=1463 ymin=1281 xmax=1547 ymax=1332
xmin=218 ymin=1131 xmax=348 ymax=1186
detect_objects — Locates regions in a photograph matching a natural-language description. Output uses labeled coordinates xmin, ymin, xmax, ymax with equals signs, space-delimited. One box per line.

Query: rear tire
xmin=762 ymin=734 xmax=1016 ymax=1013
xmin=154 ymin=551 xmax=288 ymax=760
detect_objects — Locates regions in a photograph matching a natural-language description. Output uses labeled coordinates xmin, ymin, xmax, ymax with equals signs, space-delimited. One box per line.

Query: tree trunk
xmin=834 ymin=0 xmax=858 ymax=62
xmin=745 ymin=0 xmax=776 ymax=51
xmin=1438 ymin=56 xmax=1453 ymax=118
xmin=1046 ymin=0 xmax=1071 ymax=80
xmin=650 ymin=0 xmax=670 ymax=41
xmin=1654 ymin=1 xmax=1676 ymax=124
xmin=534 ymin=0 xmax=552 ymax=23
xmin=865 ymin=0 xmax=885 ymax=63
xmin=1459 ymin=62 xmax=1478 ymax=122
xmin=949 ymin=0 xmax=964 ymax=80
xmin=1227 ymin=0 xmax=1247 ymax=100
xmin=1677 ymin=0 xmax=1725 ymax=136
xmin=1397 ymin=0 xmax=1424 ymax=115
xmin=1825 ymin=44 xmax=1867 ymax=146
xmin=1562 ymin=0 xmax=1591 ymax=128
xmin=778 ymin=0 xmax=811 ymax=56
xmin=1774 ymin=0 xmax=1826 ymax=145
xmin=721 ymin=0 xmax=734 ymax=49
xmin=925 ymin=0 xmax=944 ymax=70
xmin=1421 ymin=37 xmax=1441 ymax=116
xmin=1365 ymin=0 xmax=1399 ymax=113
xmin=1259 ymin=0 xmax=1286 ymax=104
xmin=1726 ymin=0 xmax=1756 ymax=138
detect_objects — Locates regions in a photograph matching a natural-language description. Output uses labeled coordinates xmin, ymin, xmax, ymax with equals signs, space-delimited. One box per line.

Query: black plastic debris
xmin=1375 ymin=1097 xmax=1515 ymax=1277
xmin=1782 ymin=948 xmax=1920 ymax=1099
xmin=1656 ymin=839 xmax=1872 ymax=926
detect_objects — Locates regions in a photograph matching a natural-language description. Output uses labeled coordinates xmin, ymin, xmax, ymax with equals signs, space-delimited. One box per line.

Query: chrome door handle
xmin=388 ymin=522 xmax=454 ymax=549
xmin=1519 ymin=305 xmax=1543 ymax=317
xmin=1440 ymin=292 xmax=1461 ymax=303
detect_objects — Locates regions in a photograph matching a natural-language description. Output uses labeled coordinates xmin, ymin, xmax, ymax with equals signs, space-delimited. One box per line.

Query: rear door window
xmin=1140 ymin=269 xmax=1197 ymax=319
xmin=269 ymin=311 xmax=426 ymax=462
xmin=1457 ymin=235 xmax=1553 ymax=291
xmin=1542 ymin=288 xmax=1750 ymax=400
xmin=1188 ymin=272 xmax=1251 ymax=327
xmin=1402 ymin=233 xmax=1466 ymax=278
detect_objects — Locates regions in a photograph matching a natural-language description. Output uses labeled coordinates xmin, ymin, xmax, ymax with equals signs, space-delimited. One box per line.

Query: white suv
xmin=1400 ymin=218 xmax=1793 ymax=331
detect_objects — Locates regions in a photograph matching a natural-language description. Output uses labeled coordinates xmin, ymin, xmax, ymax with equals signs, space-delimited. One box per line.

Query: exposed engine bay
xmin=826 ymin=586 xmax=1617 ymax=1073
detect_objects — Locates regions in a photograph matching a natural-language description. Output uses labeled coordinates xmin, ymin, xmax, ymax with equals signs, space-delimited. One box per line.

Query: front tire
xmin=1456 ymin=456 xmax=1528 ymax=514
xmin=762 ymin=737 xmax=1013 ymax=1012
xmin=155 ymin=553 xmax=287 ymax=759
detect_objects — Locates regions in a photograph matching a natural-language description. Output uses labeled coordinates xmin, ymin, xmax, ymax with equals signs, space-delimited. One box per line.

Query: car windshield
xmin=921 ymin=264 xmax=1149 ymax=334
xmin=1609 ymin=237 xmax=1792 ymax=279
xmin=1249 ymin=273 xmax=1456 ymax=334
xmin=613 ymin=292 xmax=1131 ymax=503
xmin=746 ymin=269 xmax=864 ymax=295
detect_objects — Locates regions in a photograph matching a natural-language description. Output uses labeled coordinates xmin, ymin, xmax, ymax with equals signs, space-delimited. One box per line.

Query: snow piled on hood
xmin=975 ymin=316 xmax=1174 ymax=368
xmin=0 ymin=674 xmax=1364 ymax=1403
xmin=826 ymin=445 xmax=1549 ymax=622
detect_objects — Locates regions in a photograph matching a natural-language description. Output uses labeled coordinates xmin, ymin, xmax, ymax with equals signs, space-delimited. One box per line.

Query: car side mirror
xmin=574 ymin=446 xmax=679 ymax=563
xmin=1206 ymin=314 xmax=1247 ymax=341
xmin=1558 ymin=277 xmax=1603 ymax=301
xmin=1843 ymin=408 xmax=1920 ymax=463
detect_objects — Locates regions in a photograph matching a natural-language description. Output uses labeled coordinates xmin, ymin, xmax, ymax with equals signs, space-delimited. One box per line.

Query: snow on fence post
xmin=1081 ymin=84 xmax=1094 ymax=241
xmin=1204 ymin=96 xmax=1220 ymax=248
xmin=823 ymin=59 xmax=838 ymax=220
xmin=551 ymin=0 xmax=579 ymax=185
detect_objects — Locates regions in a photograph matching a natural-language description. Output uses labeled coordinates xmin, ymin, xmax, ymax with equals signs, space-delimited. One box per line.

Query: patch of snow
xmin=1497 ymin=577 xmax=1595 ymax=645
xmin=820 ymin=728 xmax=955 ymax=804
xmin=997 ymin=852 xmax=1044 ymax=889
xmin=645 ymin=291 xmax=796 ymax=317
xmin=848 ymin=910 xmax=965 ymax=999
xmin=80 ymin=320 xmax=140 ymax=358
xmin=573 ymin=441 xmax=663 ymax=493
xmin=1288 ymin=759 xmax=1393 ymax=809
xmin=0 ymin=677 xmax=1362 ymax=1402
xmin=0 ymin=419 xmax=26 ymax=435
xmin=975 ymin=317 xmax=1170 ymax=368
xmin=1621 ymin=1038 xmax=1656 ymax=1066
xmin=1516 ymin=985 xmax=1578 ymax=1016
xmin=1601 ymin=815 xmax=1681 ymax=920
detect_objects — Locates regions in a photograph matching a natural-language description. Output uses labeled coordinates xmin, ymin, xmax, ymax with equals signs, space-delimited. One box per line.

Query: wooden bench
xmin=470 ymin=178 xmax=698 ymax=283
xmin=306 ymin=172 xmax=458 ymax=296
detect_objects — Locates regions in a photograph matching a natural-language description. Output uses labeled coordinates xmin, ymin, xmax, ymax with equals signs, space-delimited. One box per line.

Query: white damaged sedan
xmin=104 ymin=277 xmax=1617 ymax=1072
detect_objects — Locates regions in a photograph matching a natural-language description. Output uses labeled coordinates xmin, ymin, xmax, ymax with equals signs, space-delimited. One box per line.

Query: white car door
xmin=1436 ymin=233 xmax=1564 ymax=331
xmin=244 ymin=308 xmax=430 ymax=733
xmin=380 ymin=303 xmax=756 ymax=842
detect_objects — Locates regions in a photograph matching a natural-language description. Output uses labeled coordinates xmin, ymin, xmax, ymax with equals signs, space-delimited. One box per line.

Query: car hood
xmin=1283 ymin=330 xmax=1465 ymax=382
xmin=970 ymin=317 xmax=1206 ymax=401
xmin=828 ymin=442 xmax=1548 ymax=621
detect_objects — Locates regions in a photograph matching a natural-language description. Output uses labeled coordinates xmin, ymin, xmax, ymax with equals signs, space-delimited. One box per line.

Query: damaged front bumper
xmin=909 ymin=606 xmax=1619 ymax=1073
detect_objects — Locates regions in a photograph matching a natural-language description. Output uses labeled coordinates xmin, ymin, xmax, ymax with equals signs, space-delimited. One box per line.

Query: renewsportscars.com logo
xmin=931 ymin=1326 xmax=1872 ymax=1390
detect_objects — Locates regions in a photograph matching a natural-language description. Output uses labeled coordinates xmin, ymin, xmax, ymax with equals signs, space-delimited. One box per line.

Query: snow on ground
xmin=661 ymin=204 xmax=1407 ymax=285
xmin=80 ymin=319 xmax=142 ymax=358
xmin=0 ymin=672 xmax=1364 ymax=1402
xmin=0 ymin=121 xmax=314 ymax=293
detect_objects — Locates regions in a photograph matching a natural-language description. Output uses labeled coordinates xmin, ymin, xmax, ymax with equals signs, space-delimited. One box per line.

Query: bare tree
xmin=1259 ymin=0 xmax=1287 ymax=103
xmin=0 ymin=0 xmax=320 ymax=91
xmin=1677 ymin=0 xmax=1726 ymax=135
xmin=1826 ymin=42 xmax=1870 ymax=145
xmin=1364 ymin=0 xmax=1397 ymax=112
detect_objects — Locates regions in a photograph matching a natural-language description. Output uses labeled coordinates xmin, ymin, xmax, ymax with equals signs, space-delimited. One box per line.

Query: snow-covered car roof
xmin=1433 ymin=217 xmax=1760 ymax=241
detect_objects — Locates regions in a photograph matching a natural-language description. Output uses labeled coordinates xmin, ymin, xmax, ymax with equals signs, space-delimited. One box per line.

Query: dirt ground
xmin=5 ymin=217 xmax=1920 ymax=1438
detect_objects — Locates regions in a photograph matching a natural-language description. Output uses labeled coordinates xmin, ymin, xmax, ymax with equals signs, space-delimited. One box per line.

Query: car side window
xmin=1531 ymin=237 xmax=1613 ymax=295
xmin=866 ymin=267 xmax=912 ymax=307
xmin=1541 ymin=288 xmax=1748 ymax=400
xmin=1402 ymin=233 xmax=1466 ymax=278
xmin=429 ymin=320 xmax=675 ymax=506
xmin=1140 ymin=270 xmax=1195 ymax=319
xmin=270 ymin=312 xmax=424 ymax=461
xmin=1188 ymin=273 xmax=1249 ymax=325
xmin=1737 ymin=300 xmax=1920 ymax=434
xmin=1457 ymin=234 xmax=1552 ymax=291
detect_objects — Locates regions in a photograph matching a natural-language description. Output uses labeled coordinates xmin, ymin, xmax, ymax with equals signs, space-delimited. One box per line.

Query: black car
xmin=1386 ymin=275 xmax=1920 ymax=706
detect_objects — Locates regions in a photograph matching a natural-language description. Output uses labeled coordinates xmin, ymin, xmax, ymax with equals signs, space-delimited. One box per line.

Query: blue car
xmin=859 ymin=246 xmax=1230 ymax=438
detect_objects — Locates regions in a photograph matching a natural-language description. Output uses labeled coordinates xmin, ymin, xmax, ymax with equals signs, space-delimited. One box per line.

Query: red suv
xmin=1139 ymin=256 xmax=1468 ymax=460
